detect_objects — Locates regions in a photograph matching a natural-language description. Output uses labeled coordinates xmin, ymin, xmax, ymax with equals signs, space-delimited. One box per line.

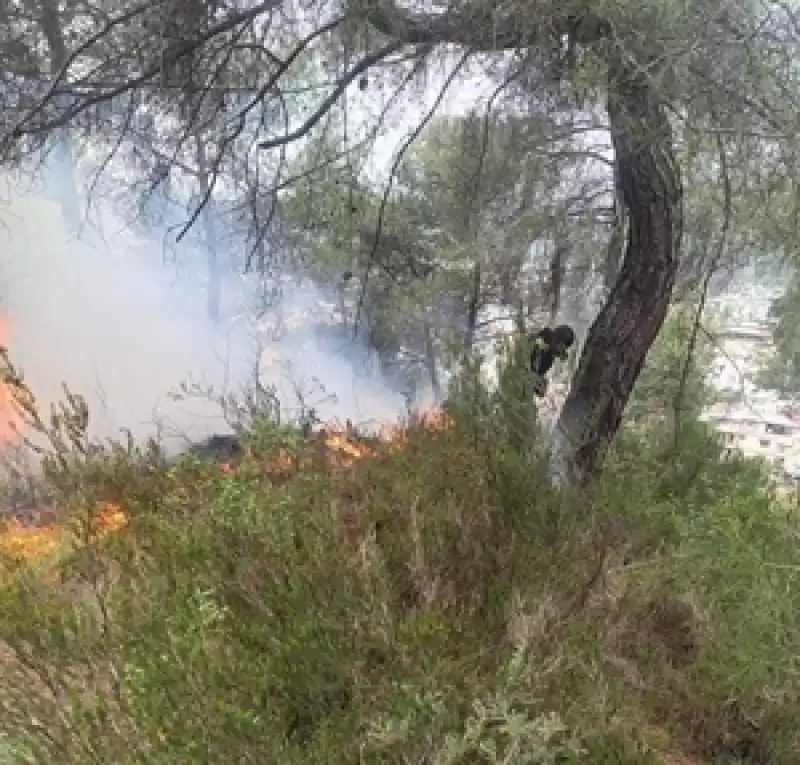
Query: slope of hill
xmin=0 ymin=374 xmax=797 ymax=764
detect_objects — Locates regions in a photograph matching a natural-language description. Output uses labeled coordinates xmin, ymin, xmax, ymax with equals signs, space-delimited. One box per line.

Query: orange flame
xmin=418 ymin=407 xmax=453 ymax=431
xmin=0 ymin=399 xmax=453 ymax=566
xmin=324 ymin=431 xmax=375 ymax=465
xmin=0 ymin=520 xmax=63 ymax=562
xmin=93 ymin=501 xmax=129 ymax=534
xmin=0 ymin=501 xmax=129 ymax=567
xmin=377 ymin=406 xmax=454 ymax=446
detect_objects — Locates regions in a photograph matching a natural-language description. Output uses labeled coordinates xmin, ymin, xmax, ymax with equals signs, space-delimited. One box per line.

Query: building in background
xmin=700 ymin=402 xmax=800 ymax=475
xmin=708 ymin=321 xmax=774 ymax=397
xmin=701 ymin=280 xmax=800 ymax=479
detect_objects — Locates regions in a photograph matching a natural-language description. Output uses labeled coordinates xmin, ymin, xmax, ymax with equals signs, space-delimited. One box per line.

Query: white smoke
xmin=255 ymin=282 xmax=410 ymax=428
xmin=0 ymin=176 xmax=408 ymax=456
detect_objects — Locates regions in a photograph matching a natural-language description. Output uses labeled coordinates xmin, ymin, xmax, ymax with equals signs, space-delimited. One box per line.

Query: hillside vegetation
xmin=0 ymin=361 xmax=797 ymax=765
xmin=2 ymin=0 xmax=800 ymax=762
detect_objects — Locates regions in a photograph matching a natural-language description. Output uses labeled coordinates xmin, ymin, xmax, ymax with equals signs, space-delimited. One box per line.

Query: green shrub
xmin=0 ymin=376 xmax=798 ymax=763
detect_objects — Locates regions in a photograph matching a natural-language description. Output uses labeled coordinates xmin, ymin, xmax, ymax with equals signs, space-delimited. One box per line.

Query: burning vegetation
xmin=0 ymin=315 xmax=135 ymax=563
xmin=209 ymin=408 xmax=455 ymax=484
xmin=0 ymin=326 xmax=795 ymax=764
xmin=0 ymin=322 xmax=454 ymax=565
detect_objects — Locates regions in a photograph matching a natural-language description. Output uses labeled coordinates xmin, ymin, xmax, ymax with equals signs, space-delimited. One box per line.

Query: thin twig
xmin=352 ymin=48 xmax=470 ymax=335
xmin=258 ymin=41 xmax=403 ymax=150
xmin=9 ymin=1 xmax=280 ymax=138
xmin=673 ymin=121 xmax=733 ymax=443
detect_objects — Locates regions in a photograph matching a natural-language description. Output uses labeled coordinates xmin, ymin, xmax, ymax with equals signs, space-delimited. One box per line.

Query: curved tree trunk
xmin=553 ymin=52 xmax=683 ymax=481
xmin=603 ymin=162 xmax=626 ymax=291
xmin=364 ymin=4 xmax=682 ymax=479
xmin=548 ymin=226 xmax=568 ymax=323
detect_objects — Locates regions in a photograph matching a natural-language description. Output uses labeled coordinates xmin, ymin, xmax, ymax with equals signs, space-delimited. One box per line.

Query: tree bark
xmin=603 ymin=161 xmax=626 ymax=291
xmin=423 ymin=320 xmax=442 ymax=402
xmin=548 ymin=226 xmax=568 ymax=323
xmin=553 ymin=50 xmax=683 ymax=480
xmin=464 ymin=261 xmax=482 ymax=351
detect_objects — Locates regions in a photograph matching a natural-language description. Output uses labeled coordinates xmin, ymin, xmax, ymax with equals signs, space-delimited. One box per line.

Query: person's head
xmin=551 ymin=325 xmax=575 ymax=358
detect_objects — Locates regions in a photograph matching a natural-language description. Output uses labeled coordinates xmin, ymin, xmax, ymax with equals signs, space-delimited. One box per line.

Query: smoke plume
xmin=0 ymin=176 xmax=408 ymax=456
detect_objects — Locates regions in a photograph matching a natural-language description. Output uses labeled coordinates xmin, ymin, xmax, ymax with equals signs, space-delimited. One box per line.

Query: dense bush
xmin=0 ymin=374 xmax=798 ymax=764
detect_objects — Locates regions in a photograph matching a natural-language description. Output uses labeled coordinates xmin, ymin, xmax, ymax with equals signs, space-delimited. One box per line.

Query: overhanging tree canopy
xmin=1 ymin=0 xmax=797 ymax=479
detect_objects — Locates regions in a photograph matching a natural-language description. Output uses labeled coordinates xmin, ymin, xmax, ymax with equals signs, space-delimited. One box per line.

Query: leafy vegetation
xmin=0 ymin=358 xmax=796 ymax=764
xmin=0 ymin=0 xmax=799 ymax=762
xmin=627 ymin=310 xmax=717 ymax=425
xmin=759 ymin=277 xmax=800 ymax=398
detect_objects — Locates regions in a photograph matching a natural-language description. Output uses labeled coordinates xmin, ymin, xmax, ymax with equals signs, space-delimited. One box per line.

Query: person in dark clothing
xmin=530 ymin=324 xmax=575 ymax=396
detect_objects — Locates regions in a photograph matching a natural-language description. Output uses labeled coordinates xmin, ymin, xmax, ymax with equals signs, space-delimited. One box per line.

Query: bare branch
xmin=239 ymin=16 xmax=346 ymax=123
xmin=175 ymin=116 xmax=247 ymax=243
xmin=84 ymin=92 xmax=139 ymax=221
xmin=9 ymin=0 xmax=159 ymax=134
xmin=673 ymin=115 xmax=733 ymax=437
xmin=244 ymin=43 xmax=432 ymax=269
xmin=353 ymin=48 xmax=472 ymax=334
xmin=8 ymin=0 xmax=281 ymax=138
xmin=258 ymin=40 xmax=404 ymax=150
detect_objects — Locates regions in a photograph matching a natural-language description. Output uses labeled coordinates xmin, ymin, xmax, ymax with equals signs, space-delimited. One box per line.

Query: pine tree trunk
xmin=553 ymin=51 xmax=683 ymax=481
xmin=361 ymin=3 xmax=683 ymax=480
xmin=423 ymin=321 xmax=442 ymax=402
xmin=603 ymin=162 xmax=626 ymax=291
xmin=548 ymin=227 xmax=568 ymax=323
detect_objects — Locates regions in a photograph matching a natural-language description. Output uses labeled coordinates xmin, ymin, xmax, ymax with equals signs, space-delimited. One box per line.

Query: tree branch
xmin=362 ymin=0 xmax=609 ymax=50
xmin=238 ymin=16 xmax=347 ymax=126
xmin=258 ymin=41 xmax=403 ymax=150
xmin=673 ymin=118 xmax=733 ymax=441
xmin=353 ymin=47 xmax=469 ymax=333
xmin=8 ymin=0 xmax=281 ymax=138
xmin=9 ymin=0 xmax=158 ymax=135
